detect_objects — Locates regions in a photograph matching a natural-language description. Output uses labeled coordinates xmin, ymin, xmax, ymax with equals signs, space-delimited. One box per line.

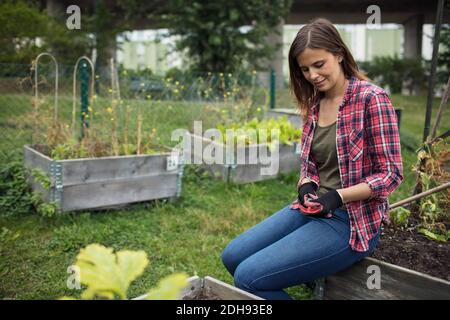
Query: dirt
xmin=372 ymin=205 xmax=450 ymax=282
xmin=31 ymin=144 xmax=50 ymax=156
xmin=182 ymin=289 xmax=222 ymax=300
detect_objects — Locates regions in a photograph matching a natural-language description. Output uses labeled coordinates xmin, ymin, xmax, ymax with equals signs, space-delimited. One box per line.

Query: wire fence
xmin=0 ymin=61 xmax=274 ymax=164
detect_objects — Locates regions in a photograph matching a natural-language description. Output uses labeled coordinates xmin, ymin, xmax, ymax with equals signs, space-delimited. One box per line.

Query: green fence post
xmin=270 ymin=69 xmax=276 ymax=109
xmin=80 ymin=60 xmax=90 ymax=138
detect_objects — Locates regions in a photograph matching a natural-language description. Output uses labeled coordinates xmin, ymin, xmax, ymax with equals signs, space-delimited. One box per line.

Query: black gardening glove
xmin=310 ymin=189 xmax=343 ymax=215
xmin=297 ymin=182 xmax=318 ymax=205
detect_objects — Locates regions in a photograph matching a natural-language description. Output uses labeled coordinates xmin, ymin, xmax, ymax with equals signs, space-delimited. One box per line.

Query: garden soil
xmin=372 ymin=206 xmax=450 ymax=281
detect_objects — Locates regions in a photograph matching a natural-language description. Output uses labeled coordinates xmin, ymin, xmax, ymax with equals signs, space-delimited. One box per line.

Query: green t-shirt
xmin=311 ymin=121 xmax=346 ymax=210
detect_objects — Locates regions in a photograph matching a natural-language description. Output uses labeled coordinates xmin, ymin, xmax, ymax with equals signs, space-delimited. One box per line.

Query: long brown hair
xmin=288 ymin=18 xmax=368 ymax=120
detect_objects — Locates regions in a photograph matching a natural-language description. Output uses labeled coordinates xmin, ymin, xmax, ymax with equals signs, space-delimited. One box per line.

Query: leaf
xmin=389 ymin=207 xmax=410 ymax=226
xmin=418 ymin=228 xmax=448 ymax=242
xmin=75 ymin=244 xmax=148 ymax=299
xmin=146 ymin=273 xmax=189 ymax=300
xmin=116 ymin=250 xmax=149 ymax=290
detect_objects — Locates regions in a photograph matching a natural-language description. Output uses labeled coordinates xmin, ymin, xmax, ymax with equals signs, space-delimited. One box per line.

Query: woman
xmin=221 ymin=18 xmax=403 ymax=300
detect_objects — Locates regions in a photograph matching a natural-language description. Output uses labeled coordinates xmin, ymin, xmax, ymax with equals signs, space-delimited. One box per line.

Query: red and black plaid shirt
xmin=296 ymin=76 xmax=403 ymax=252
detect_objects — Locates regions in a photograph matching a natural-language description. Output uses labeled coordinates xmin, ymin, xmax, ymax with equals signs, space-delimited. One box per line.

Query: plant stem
xmin=390 ymin=181 xmax=450 ymax=209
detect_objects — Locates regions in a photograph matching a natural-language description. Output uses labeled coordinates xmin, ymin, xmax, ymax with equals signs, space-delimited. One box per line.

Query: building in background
xmin=117 ymin=29 xmax=185 ymax=75
xmin=117 ymin=24 xmax=434 ymax=81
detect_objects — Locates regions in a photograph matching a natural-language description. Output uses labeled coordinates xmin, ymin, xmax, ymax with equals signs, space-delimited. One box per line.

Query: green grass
xmin=0 ymin=90 xmax=448 ymax=300
xmin=0 ymin=168 xmax=312 ymax=299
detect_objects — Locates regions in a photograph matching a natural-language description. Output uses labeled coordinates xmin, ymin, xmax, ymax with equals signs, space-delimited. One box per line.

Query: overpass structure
xmin=43 ymin=0 xmax=449 ymax=85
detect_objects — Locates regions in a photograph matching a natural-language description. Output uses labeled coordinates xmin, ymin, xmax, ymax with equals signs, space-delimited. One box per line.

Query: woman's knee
xmin=221 ymin=242 xmax=242 ymax=275
xmin=233 ymin=262 xmax=255 ymax=291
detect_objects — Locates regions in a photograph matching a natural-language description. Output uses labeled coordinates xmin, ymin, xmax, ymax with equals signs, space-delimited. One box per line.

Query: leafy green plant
xmin=34 ymin=200 xmax=58 ymax=218
xmin=30 ymin=168 xmax=57 ymax=217
xmin=0 ymin=160 xmax=57 ymax=217
xmin=31 ymin=168 xmax=51 ymax=190
xmin=217 ymin=116 xmax=302 ymax=147
xmin=389 ymin=207 xmax=411 ymax=227
xmin=0 ymin=227 xmax=21 ymax=246
xmin=62 ymin=244 xmax=189 ymax=300
xmin=412 ymin=139 xmax=450 ymax=242
xmin=0 ymin=160 xmax=33 ymax=216
xmin=418 ymin=228 xmax=450 ymax=242
xmin=0 ymin=226 xmax=21 ymax=257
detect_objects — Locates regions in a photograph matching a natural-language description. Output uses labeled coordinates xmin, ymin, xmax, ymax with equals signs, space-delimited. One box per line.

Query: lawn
xmin=0 ymin=90 xmax=448 ymax=300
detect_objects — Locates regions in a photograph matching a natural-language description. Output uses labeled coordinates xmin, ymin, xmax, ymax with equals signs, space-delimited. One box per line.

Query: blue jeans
xmin=221 ymin=205 xmax=381 ymax=300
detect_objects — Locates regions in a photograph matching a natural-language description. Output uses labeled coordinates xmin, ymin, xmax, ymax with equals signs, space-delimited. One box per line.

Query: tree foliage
xmin=359 ymin=55 xmax=427 ymax=94
xmin=0 ymin=0 xmax=92 ymax=65
xmin=0 ymin=0 xmax=49 ymax=64
xmin=160 ymin=0 xmax=293 ymax=73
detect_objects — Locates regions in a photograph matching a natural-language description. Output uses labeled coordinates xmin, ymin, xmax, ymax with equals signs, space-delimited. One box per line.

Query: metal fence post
xmin=80 ymin=61 xmax=90 ymax=137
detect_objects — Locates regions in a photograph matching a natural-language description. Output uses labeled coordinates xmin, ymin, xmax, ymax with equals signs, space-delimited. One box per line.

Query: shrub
xmin=359 ymin=55 xmax=427 ymax=94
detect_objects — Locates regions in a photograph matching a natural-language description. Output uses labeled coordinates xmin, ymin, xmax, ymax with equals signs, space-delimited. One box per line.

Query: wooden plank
xmin=60 ymin=173 xmax=178 ymax=211
xmin=133 ymin=276 xmax=262 ymax=300
xmin=23 ymin=145 xmax=52 ymax=173
xmin=185 ymin=133 xmax=228 ymax=181
xmin=187 ymin=133 xmax=300 ymax=184
xmin=61 ymin=153 xmax=175 ymax=186
xmin=203 ymin=276 xmax=264 ymax=300
xmin=229 ymin=143 xmax=300 ymax=184
xmin=180 ymin=276 xmax=204 ymax=300
xmin=324 ymin=257 xmax=450 ymax=300
xmin=23 ymin=145 xmax=52 ymax=202
xmin=24 ymin=145 xmax=182 ymax=211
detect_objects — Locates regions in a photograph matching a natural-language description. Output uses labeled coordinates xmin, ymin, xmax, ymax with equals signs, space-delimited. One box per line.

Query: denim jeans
xmin=221 ymin=204 xmax=381 ymax=300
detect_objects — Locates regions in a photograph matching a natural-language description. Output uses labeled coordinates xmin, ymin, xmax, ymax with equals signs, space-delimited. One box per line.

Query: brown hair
xmin=288 ymin=18 xmax=368 ymax=120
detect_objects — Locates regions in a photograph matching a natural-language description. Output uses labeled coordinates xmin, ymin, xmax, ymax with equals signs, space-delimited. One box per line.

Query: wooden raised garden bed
xmin=134 ymin=276 xmax=263 ymax=300
xmin=185 ymin=133 xmax=301 ymax=184
xmin=316 ymin=257 xmax=450 ymax=300
xmin=23 ymin=145 xmax=184 ymax=212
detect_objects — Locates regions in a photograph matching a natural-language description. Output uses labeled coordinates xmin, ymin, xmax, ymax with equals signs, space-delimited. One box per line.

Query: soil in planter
xmin=182 ymin=290 xmax=222 ymax=300
xmin=372 ymin=207 xmax=450 ymax=281
xmin=32 ymin=144 xmax=51 ymax=156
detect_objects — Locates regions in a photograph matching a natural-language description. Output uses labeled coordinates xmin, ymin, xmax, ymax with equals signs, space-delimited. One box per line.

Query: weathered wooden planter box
xmin=185 ymin=133 xmax=301 ymax=184
xmin=23 ymin=145 xmax=184 ymax=212
xmin=265 ymin=108 xmax=303 ymax=128
xmin=318 ymin=257 xmax=450 ymax=300
xmin=134 ymin=276 xmax=263 ymax=300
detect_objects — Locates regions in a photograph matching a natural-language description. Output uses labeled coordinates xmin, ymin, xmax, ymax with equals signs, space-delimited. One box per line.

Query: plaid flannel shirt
xmin=297 ymin=76 xmax=403 ymax=252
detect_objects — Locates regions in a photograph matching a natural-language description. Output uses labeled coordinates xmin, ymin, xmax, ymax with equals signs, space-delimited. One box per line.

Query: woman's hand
xmin=297 ymin=182 xmax=318 ymax=206
xmin=309 ymin=189 xmax=343 ymax=215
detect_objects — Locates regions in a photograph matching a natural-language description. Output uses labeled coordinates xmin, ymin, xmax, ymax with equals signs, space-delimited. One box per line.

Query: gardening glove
xmin=309 ymin=189 xmax=343 ymax=216
xmin=297 ymin=182 xmax=318 ymax=206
